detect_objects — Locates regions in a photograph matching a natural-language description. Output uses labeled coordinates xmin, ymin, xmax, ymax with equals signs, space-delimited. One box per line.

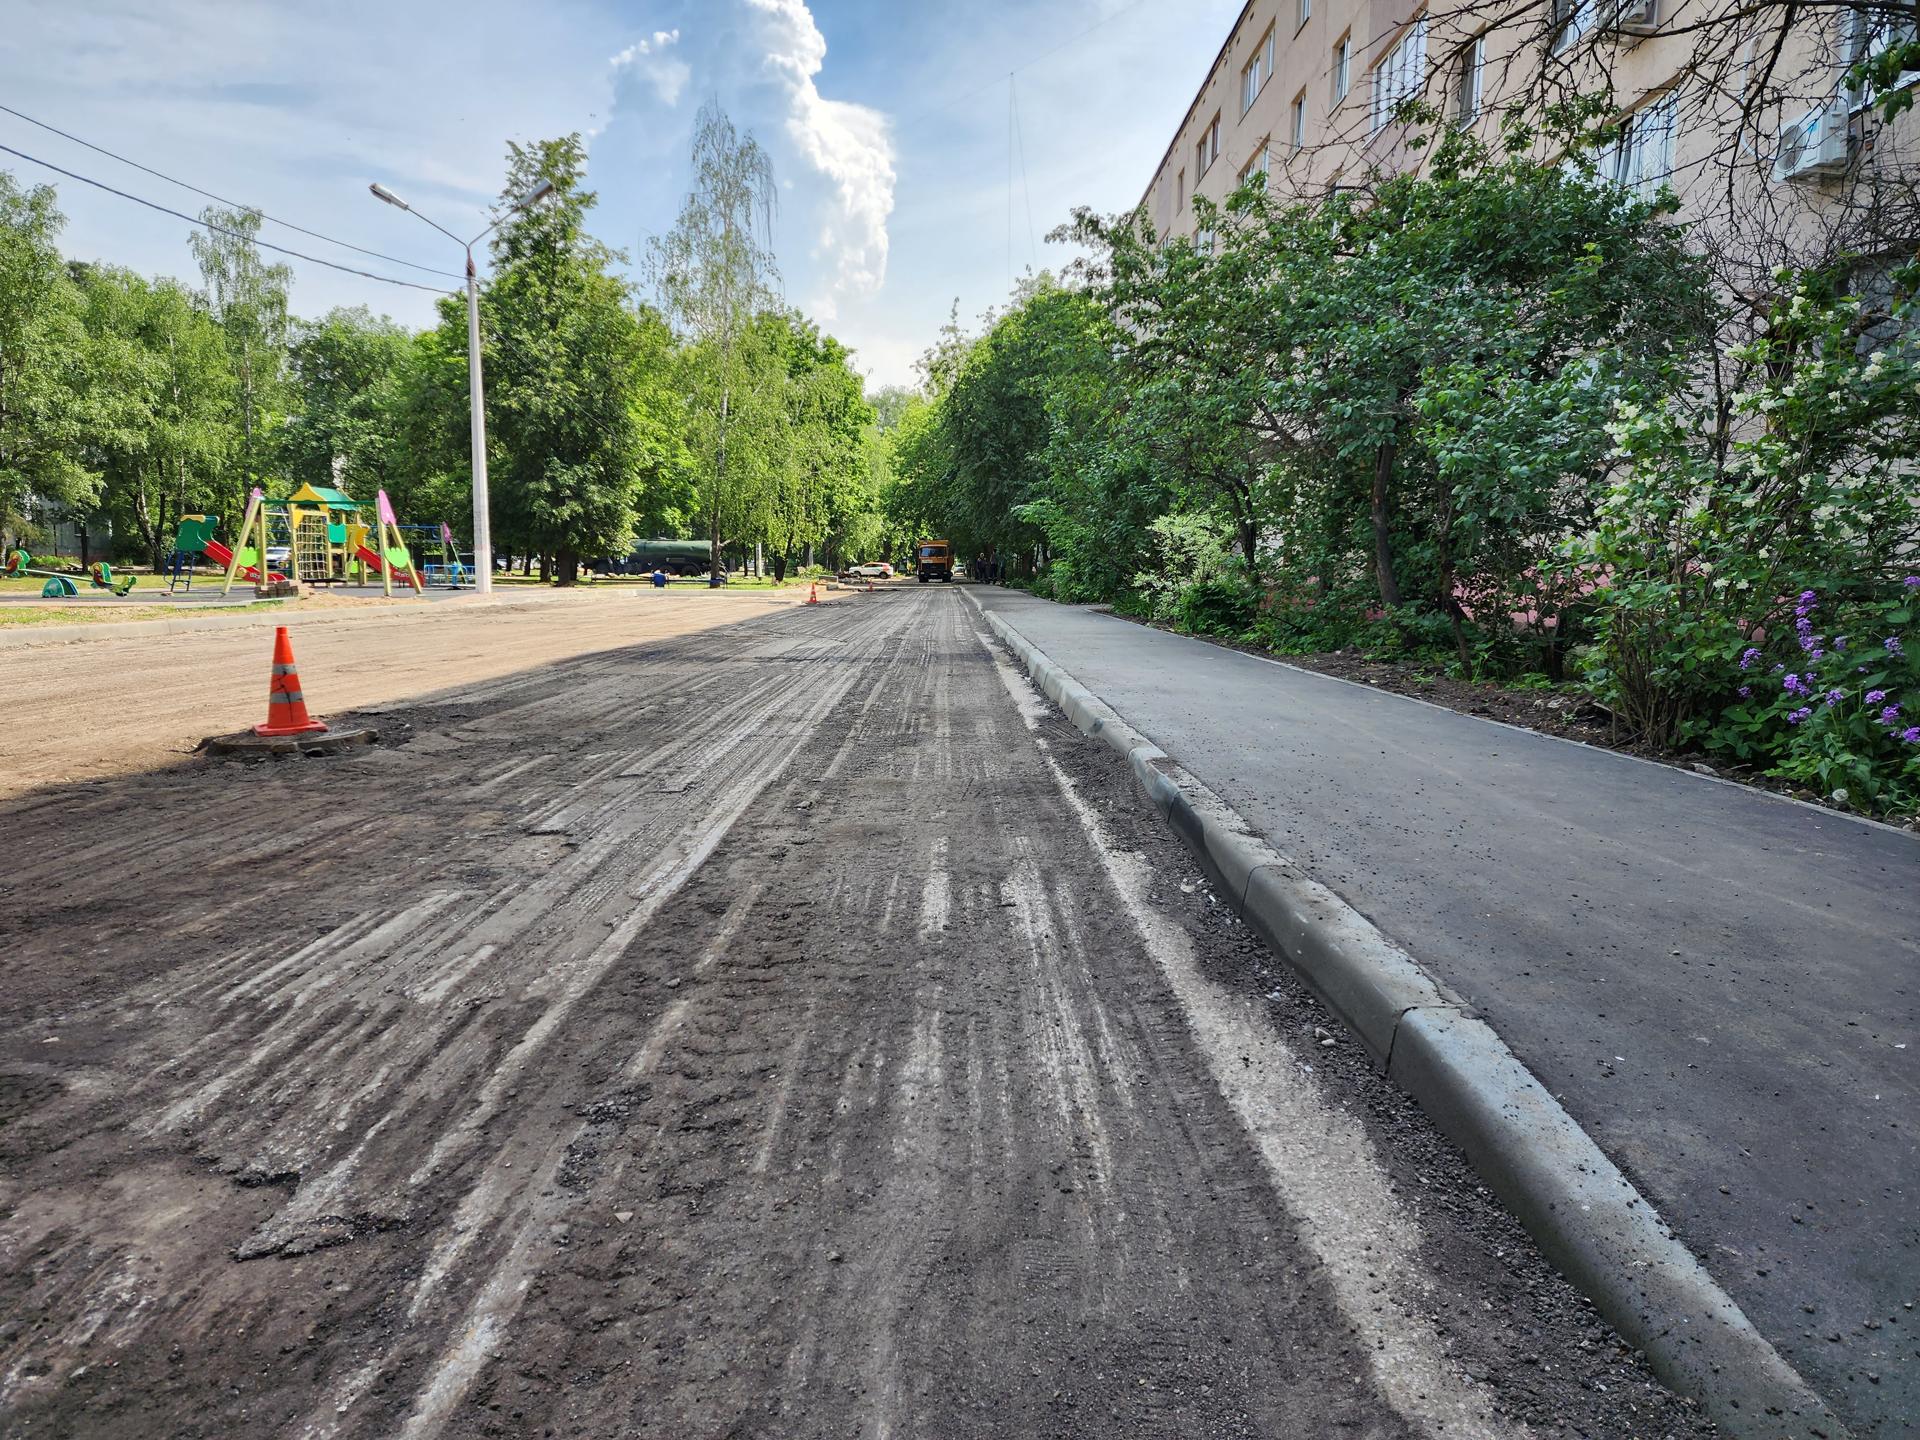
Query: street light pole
xmin=463 ymin=244 xmax=492 ymax=594
xmin=369 ymin=179 xmax=554 ymax=597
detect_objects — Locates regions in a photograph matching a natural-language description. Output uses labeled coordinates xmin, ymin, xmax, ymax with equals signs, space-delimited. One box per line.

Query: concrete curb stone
xmin=963 ymin=586 xmax=1850 ymax=1440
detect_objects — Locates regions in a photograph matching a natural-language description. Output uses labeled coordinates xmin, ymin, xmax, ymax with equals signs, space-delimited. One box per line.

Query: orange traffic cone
xmin=254 ymin=626 xmax=329 ymax=736
xmin=807 ymin=581 xmax=819 ymax=605
xmin=866 ymin=578 xmax=875 ymax=593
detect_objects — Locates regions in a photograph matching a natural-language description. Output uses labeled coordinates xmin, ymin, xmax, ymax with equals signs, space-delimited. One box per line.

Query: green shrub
xmin=1173 ymin=575 xmax=1260 ymax=636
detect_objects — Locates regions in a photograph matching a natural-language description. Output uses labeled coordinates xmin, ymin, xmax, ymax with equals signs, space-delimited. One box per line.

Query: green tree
xmin=72 ymin=264 xmax=233 ymax=567
xmin=0 ymin=172 xmax=92 ymax=541
xmin=753 ymin=311 xmax=872 ymax=580
xmin=189 ymin=207 xmax=291 ymax=513
xmin=886 ymin=279 xmax=1134 ymax=592
xmin=648 ymin=103 xmax=780 ymax=583
xmin=483 ymin=135 xmax=654 ymax=583
xmin=382 ymin=316 xmax=476 ymax=540
xmin=280 ymin=306 xmax=413 ymax=498
xmin=1072 ymin=114 xmax=1710 ymax=664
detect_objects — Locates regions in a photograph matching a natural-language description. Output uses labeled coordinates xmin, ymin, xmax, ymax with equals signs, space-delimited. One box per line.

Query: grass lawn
xmin=0 ymin=566 xmax=172 ymax=596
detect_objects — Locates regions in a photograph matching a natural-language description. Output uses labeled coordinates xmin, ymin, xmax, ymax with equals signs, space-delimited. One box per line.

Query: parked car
xmin=265 ymin=544 xmax=292 ymax=572
xmin=846 ymin=562 xmax=891 ymax=579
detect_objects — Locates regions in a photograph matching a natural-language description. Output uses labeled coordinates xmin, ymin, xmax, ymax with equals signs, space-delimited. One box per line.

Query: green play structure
xmin=3 ymin=547 xmax=136 ymax=597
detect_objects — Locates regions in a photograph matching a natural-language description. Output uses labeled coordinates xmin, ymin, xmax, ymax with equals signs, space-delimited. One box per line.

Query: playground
xmin=2 ymin=481 xmax=474 ymax=612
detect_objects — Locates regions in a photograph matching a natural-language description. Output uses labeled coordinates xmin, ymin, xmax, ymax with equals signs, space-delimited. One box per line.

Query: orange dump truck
xmin=915 ymin=539 xmax=953 ymax=583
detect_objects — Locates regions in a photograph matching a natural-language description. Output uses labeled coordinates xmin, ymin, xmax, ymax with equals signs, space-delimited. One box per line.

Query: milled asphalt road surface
xmin=972 ymin=586 xmax=1919 ymax=1438
xmin=0 ymin=588 xmax=1719 ymax=1438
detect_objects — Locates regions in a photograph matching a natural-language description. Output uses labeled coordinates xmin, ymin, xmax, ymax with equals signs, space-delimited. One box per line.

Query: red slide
xmin=355 ymin=544 xmax=423 ymax=592
xmin=202 ymin=538 xmax=286 ymax=583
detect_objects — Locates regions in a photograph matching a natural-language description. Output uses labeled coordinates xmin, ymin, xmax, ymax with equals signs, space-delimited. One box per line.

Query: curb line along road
xmin=961 ymin=586 xmax=1850 ymax=1440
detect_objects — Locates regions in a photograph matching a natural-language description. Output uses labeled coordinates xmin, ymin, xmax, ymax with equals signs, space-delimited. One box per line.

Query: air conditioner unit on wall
xmin=1772 ymin=101 xmax=1851 ymax=183
xmin=1612 ymin=0 xmax=1659 ymax=34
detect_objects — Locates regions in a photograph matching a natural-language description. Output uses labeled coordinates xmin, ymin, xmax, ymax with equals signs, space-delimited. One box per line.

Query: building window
xmin=1196 ymin=224 xmax=1216 ymax=255
xmin=1291 ymin=91 xmax=1307 ymax=150
xmin=1371 ymin=16 xmax=1427 ymax=134
xmin=1596 ymin=92 xmax=1677 ymax=197
xmin=1550 ymin=0 xmax=1598 ymax=54
xmin=1175 ymin=167 xmax=1185 ymax=213
xmin=1451 ymin=35 xmax=1485 ymax=123
xmin=1332 ymin=34 xmax=1352 ymax=102
xmin=1243 ymin=27 xmax=1276 ymax=113
xmin=1297 ymin=0 xmax=1311 ymax=30
xmin=1238 ymin=141 xmax=1272 ymax=187
xmin=1849 ymin=8 xmax=1920 ymax=111
xmin=1197 ymin=114 xmax=1221 ymax=175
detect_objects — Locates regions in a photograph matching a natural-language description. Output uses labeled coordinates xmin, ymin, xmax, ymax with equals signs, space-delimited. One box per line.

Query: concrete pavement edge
xmin=963 ymin=586 xmax=1851 ymax=1440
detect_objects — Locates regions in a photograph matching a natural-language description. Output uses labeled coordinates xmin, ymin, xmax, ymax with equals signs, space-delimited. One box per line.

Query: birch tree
xmin=647 ymin=103 xmax=779 ymax=582
xmin=190 ymin=206 xmax=290 ymax=514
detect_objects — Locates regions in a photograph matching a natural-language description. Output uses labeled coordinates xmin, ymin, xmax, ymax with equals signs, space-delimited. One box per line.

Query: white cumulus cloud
xmin=610 ymin=29 xmax=690 ymax=108
xmin=742 ymin=0 xmax=895 ymax=318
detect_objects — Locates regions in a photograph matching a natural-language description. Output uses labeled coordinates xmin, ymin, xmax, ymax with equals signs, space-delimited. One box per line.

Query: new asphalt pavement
xmin=971 ymin=585 xmax=1919 ymax=1438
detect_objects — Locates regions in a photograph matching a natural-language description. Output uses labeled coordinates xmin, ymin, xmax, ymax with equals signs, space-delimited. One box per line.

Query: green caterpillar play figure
xmin=4 ymin=548 xmax=137 ymax=597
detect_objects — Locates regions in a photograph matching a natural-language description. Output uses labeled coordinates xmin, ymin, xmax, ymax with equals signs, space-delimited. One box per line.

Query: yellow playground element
xmin=287 ymin=483 xmax=359 ymax=584
xmin=219 ymin=484 xmax=423 ymax=597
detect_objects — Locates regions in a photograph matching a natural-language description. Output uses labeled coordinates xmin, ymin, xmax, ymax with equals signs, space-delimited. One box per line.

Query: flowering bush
xmin=1708 ymin=585 xmax=1920 ymax=811
xmin=1129 ymin=510 xmax=1240 ymax=622
xmin=1571 ymin=264 xmax=1920 ymax=812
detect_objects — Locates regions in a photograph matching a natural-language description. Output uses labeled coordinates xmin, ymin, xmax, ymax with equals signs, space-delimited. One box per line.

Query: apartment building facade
xmin=1140 ymin=0 xmax=1918 ymax=267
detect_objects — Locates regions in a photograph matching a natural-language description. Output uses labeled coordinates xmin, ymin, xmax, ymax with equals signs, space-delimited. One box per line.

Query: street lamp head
xmin=369 ymin=182 xmax=412 ymax=212
xmin=516 ymin=179 xmax=556 ymax=211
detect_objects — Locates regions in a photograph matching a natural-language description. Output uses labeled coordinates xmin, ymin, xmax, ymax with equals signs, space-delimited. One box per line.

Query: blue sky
xmin=0 ymin=0 xmax=1242 ymax=388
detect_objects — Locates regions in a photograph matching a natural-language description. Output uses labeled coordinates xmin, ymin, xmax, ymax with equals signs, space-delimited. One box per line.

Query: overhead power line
xmin=893 ymin=0 xmax=1158 ymax=133
xmin=0 ymin=102 xmax=464 ymax=281
xmin=1012 ymin=74 xmax=1036 ymax=266
xmin=0 ymin=143 xmax=457 ymax=294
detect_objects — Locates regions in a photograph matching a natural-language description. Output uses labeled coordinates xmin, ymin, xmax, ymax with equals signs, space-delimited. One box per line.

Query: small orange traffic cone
xmin=865 ymin=578 xmax=875 ymax=593
xmin=807 ymin=581 xmax=820 ymax=605
xmin=254 ymin=626 xmax=328 ymax=737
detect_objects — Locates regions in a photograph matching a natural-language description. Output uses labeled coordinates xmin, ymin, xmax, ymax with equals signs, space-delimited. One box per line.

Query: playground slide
xmin=201 ymin=538 xmax=286 ymax=584
xmin=354 ymin=544 xmax=423 ymax=592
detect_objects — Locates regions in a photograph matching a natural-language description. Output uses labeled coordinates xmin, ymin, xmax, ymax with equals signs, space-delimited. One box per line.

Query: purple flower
xmin=1905 ymin=576 xmax=1920 ymax=587
xmin=1904 ymin=726 xmax=1920 ymax=744
xmin=1772 ymin=664 xmax=1786 ymax=674
xmin=1808 ymin=649 xmax=1825 ymax=660
xmin=1888 ymin=637 xmax=1906 ymax=656
xmin=1739 ymin=646 xmax=1761 ymax=669
xmin=1826 ymin=689 xmax=1845 ymax=705
xmin=1787 ymin=707 xmax=1814 ymax=725
xmin=1834 ymin=636 xmax=1847 ymax=651
xmin=1738 ymin=685 xmax=1752 ymax=698
xmin=1866 ymin=690 xmax=1888 ymax=705
xmin=1799 ymin=590 xmax=1817 ymax=604
xmin=1883 ymin=705 xmax=1903 ymax=723
xmin=1784 ymin=673 xmax=1805 ymax=694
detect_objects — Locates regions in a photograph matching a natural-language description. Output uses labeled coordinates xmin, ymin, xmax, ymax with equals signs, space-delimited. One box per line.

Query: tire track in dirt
xmin=0 ymin=589 xmax=1719 ymax=1439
